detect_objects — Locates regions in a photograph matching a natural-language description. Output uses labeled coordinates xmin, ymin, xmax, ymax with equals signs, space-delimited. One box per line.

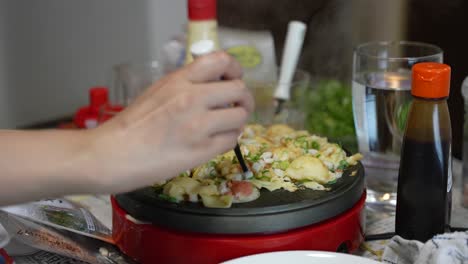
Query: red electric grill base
xmin=111 ymin=192 xmax=366 ymax=264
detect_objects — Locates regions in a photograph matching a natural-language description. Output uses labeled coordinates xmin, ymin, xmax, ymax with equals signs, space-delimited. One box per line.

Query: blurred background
xmin=0 ymin=0 xmax=465 ymax=157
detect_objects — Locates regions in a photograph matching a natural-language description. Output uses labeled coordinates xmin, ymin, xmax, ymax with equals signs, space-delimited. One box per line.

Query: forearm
xmin=0 ymin=129 xmax=99 ymax=205
xmin=0 ymin=52 xmax=251 ymax=206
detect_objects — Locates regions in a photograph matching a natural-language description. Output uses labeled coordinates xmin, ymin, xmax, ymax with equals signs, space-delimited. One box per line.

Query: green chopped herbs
xmin=327 ymin=179 xmax=337 ymax=185
xmin=311 ymin=141 xmax=320 ymax=150
xmin=179 ymin=171 xmax=190 ymax=177
xmin=337 ymin=160 xmax=349 ymax=171
xmin=273 ymin=160 xmax=289 ymax=170
xmin=247 ymin=152 xmax=261 ymax=162
xmin=297 ymin=179 xmax=312 ymax=183
xmin=294 ymin=136 xmax=320 ymax=151
xmin=43 ymin=208 xmax=86 ymax=231
xmin=209 ymin=168 xmax=218 ymax=178
xmin=255 ymin=169 xmax=271 ymax=181
xmin=231 ymin=156 xmax=239 ymax=164
xmin=302 ymin=79 xmax=357 ymax=153
xmin=258 ymin=169 xmax=271 ymax=179
xmin=158 ymin=194 xmax=178 ymax=203
xmin=208 ymin=161 xmax=217 ymax=167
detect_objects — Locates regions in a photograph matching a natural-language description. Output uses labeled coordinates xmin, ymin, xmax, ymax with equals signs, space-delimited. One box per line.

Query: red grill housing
xmin=111 ymin=192 xmax=366 ymax=264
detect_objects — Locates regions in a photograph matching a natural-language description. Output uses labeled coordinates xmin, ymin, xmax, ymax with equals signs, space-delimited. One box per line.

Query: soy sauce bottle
xmin=396 ymin=62 xmax=452 ymax=242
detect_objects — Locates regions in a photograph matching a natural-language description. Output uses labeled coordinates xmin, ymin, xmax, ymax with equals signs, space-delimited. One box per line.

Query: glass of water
xmin=352 ymin=41 xmax=443 ymax=209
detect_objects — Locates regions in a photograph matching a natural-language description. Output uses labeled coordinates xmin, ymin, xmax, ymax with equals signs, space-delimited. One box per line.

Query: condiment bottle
xmin=74 ymin=87 xmax=123 ymax=129
xmin=395 ymin=62 xmax=452 ymax=242
xmin=184 ymin=0 xmax=220 ymax=64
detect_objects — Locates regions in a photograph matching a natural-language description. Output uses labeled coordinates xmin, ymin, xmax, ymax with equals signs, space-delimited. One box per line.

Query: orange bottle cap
xmin=411 ymin=62 xmax=451 ymax=99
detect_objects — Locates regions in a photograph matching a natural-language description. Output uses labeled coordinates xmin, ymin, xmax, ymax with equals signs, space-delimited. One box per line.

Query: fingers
xmin=196 ymin=80 xmax=255 ymax=114
xmin=183 ymin=51 xmax=243 ymax=82
xmin=202 ymin=107 xmax=248 ymax=136
xmin=208 ymin=130 xmax=242 ymax=155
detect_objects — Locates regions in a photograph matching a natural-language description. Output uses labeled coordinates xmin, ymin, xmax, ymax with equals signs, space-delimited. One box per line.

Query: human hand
xmin=89 ymin=52 xmax=254 ymax=193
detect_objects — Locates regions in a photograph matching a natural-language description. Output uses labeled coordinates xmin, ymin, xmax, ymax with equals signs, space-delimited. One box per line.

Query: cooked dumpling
xmin=266 ymin=124 xmax=295 ymax=139
xmin=243 ymin=124 xmax=267 ymax=138
xmin=163 ymin=176 xmax=201 ymax=201
xmin=303 ymin=181 xmax=327 ymax=191
xmin=286 ymin=156 xmax=333 ymax=184
xmin=200 ymin=194 xmax=233 ymax=208
xmin=271 ymin=146 xmax=303 ymax=161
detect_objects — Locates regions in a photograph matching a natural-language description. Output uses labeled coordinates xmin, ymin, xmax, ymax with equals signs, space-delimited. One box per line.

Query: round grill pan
xmin=115 ymin=161 xmax=365 ymax=234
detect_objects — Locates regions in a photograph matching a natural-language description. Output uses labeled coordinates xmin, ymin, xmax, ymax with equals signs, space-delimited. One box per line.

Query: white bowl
xmin=222 ymin=250 xmax=381 ymax=264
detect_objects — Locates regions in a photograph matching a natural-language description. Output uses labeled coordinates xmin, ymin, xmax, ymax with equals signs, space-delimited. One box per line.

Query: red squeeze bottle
xmin=395 ymin=62 xmax=452 ymax=242
xmin=74 ymin=87 xmax=123 ymax=128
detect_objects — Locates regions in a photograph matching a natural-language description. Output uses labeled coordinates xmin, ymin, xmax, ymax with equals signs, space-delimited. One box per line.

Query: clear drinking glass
xmin=352 ymin=41 xmax=443 ymax=209
xmin=113 ymin=60 xmax=164 ymax=106
xmin=246 ymin=69 xmax=311 ymax=130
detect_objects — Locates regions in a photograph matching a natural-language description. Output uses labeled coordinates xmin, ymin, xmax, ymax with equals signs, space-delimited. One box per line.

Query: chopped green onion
xmin=259 ymin=176 xmax=271 ymax=181
xmin=247 ymin=153 xmax=261 ymax=162
xmin=311 ymin=141 xmax=320 ymax=150
xmin=327 ymin=179 xmax=337 ymax=185
xmin=158 ymin=194 xmax=178 ymax=203
xmin=273 ymin=160 xmax=289 ymax=170
xmin=337 ymin=160 xmax=349 ymax=170
xmin=297 ymin=179 xmax=311 ymax=183
xmin=209 ymin=169 xmax=217 ymax=178
xmin=179 ymin=170 xmax=191 ymax=177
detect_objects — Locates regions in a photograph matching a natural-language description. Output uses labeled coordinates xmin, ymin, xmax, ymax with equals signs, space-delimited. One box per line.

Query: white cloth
xmin=382 ymin=232 xmax=468 ymax=264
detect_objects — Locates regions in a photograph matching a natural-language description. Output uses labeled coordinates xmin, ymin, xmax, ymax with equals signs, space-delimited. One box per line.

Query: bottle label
xmin=185 ymin=21 xmax=220 ymax=64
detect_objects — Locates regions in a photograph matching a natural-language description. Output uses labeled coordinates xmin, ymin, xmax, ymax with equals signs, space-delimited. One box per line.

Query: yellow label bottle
xmin=185 ymin=0 xmax=220 ymax=64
